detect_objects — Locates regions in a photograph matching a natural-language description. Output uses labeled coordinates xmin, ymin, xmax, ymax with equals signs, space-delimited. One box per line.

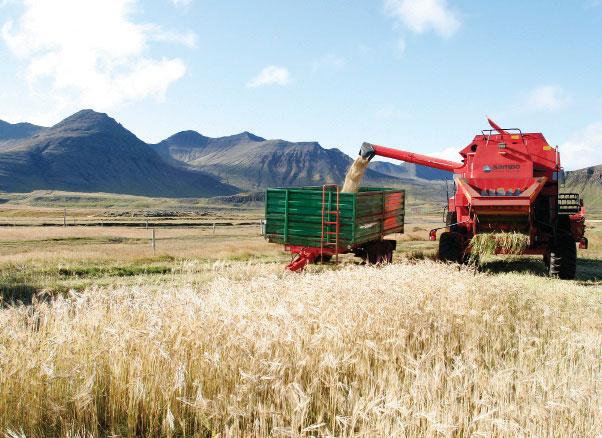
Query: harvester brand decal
xmin=543 ymin=145 xmax=552 ymax=151
xmin=511 ymin=134 xmax=520 ymax=140
xmin=484 ymin=164 xmax=520 ymax=172
xmin=493 ymin=164 xmax=520 ymax=170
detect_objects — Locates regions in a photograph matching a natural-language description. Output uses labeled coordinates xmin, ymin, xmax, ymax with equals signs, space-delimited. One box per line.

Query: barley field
xmin=0 ymin=204 xmax=601 ymax=437
xmin=1 ymin=259 xmax=601 ymax=437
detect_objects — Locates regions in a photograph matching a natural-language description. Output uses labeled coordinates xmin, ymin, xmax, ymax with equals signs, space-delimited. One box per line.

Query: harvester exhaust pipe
xmin=487 ymin=117 xmax=508 ymax=136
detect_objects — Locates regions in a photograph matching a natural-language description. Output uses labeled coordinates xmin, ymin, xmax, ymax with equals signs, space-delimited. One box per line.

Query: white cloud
xmin=246 ymin=66 xmax=291 ymax=88
xmin=385 ymin=0 xmax=460 ymax=38
xmin=149 ymin=27 xmax=197 ymax=48
xmin=2 ymin=0 xmax=193 ymax=111
xmin=560 ymin=122 xmax=602 ymax=170
xmin=428 ymin=146 xmax=462 ymax=163
xmin=526 ymin=85 xmax=571 ymax=111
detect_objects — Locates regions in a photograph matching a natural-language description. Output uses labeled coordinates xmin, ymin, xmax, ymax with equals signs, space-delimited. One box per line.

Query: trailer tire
xmin=364 ymin=241 xmax=388 ymax=265
xmin=438 ymin=232 xmax=463 ymax=264
xmin=549 ymin=233 xmax=577 ymax=280
xmin=383 ymin=240 xmax=394 ymax=263
xmin=314 ymin=254 xmax=332 ymax=264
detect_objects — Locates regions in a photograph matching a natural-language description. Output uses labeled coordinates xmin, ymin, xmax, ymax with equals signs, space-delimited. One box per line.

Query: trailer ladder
xmin=321 ymin=184 xmax=340 ymax=264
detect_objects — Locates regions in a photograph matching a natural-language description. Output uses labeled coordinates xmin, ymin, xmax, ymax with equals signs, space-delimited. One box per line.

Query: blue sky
xmin=1 ymin=0 xmax=602 ymax=169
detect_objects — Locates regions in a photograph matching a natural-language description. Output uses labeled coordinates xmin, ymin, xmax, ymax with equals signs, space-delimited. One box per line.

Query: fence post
xmin=213 ymin=223 xmax=216 ymax=235
xmin=151 ymin=228 xmax=156 ymax=255
xmin=63 ymin=209 xmax=67 ymax=227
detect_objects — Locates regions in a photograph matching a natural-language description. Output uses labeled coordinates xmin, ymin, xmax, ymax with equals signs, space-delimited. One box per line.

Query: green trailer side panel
xmin=265 ymin=186 xmax=405 ymax=248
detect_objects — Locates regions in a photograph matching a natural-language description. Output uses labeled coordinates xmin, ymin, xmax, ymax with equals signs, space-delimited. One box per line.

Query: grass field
xmin=0 ymin=199 xmax=601 ymax=436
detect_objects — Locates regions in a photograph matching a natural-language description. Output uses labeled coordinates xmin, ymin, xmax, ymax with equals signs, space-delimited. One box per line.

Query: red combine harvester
xmin=360 ymin=118 xmax=587 ymax=279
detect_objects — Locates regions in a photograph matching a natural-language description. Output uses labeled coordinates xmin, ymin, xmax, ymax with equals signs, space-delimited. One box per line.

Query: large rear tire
xmin=549 ymin=233 xmax=577 ymax=280
xmin=438 ymin=232 xmax=464 ymax=263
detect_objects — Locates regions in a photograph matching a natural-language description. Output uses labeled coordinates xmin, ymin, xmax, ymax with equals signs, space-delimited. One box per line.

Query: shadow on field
xmin=480 ymin=256 xmax=602 ymax=285
xmin=1 ymin=284 xmax=42 ymax=306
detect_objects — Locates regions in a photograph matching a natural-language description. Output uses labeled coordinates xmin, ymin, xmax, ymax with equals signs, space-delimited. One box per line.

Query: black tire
xmin=382 ymin=240 xmax=394 ymax=264
xmin=549 ymin=233 xmax=577 ymax=279
xmin=438 ymin=232 xmax=463 ymax=263
xmin=367 ymin=241 xmax=386 ymax=265
xmin=314 ymin=254 xmax=332 ymax=264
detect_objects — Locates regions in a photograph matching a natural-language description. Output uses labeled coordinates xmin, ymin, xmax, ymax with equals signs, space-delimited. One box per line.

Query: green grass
xmin=0 ymin=260 xmax=176 ymax=305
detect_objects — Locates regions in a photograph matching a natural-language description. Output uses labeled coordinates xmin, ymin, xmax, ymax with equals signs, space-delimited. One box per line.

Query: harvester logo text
xmin=484 ymin=164 xmax=520 ymax=172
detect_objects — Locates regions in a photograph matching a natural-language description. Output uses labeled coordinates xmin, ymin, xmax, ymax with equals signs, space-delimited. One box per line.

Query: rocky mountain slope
xmin=151 ymin=130 xmax=451 ymax=198
xmin=0 ymin=120 xmax=45 ymax=148
xmin=0 ymin=110 xmax=237 ymax=197
xmin=0 ymin=109 xmax=458 ymax=201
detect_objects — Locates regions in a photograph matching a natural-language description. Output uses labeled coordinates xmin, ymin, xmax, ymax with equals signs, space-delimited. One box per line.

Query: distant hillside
xmin=0 ymin=110 xmax=237 ymax=197
xmin=0 ymin=109 xmax=452 ymax=202
xmin=566 ymin=165 xmax=602 ymax=212
xmin=0 ymin=120 xmax=45 ymax=147
xmin=151 ymin=130 xmax=448 ymax=196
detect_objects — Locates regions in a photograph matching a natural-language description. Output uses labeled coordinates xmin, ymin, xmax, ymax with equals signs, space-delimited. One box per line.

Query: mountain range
xmin=0 ymin=111 xmax=237 ymax=197
xmin=0 ymin=110 xmax=451 ymax=199
xmin=0 ymin=109 xmax=597 ymax=206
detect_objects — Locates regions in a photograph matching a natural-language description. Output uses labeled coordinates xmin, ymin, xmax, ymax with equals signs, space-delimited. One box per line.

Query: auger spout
xmin=359 ymin=142 xmax=464 ymax=173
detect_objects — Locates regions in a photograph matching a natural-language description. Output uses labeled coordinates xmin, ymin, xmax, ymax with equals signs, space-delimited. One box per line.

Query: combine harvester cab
xmin=360 ymin=118 xmax=587 ymax=279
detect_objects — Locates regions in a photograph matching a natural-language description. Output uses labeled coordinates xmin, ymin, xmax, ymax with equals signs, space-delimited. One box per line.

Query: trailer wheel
xmin=549 ymin=233 xmax=577 ymax=280
xmin=383 ymin=240 xmax=394 ymax=263
xmin=314 ymin=254 xmax=332 ymax=264
xmin=364 ymin=241 xmax=387 ymax=265
xmin=438 ymin=232 xmax=463 ymax=263
xmin=367 ymin=242 xmax=384 ymax=265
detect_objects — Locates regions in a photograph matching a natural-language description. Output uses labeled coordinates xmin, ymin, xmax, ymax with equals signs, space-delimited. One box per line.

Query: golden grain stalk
xmin=1 ymin=261 xmax=600 ymax=436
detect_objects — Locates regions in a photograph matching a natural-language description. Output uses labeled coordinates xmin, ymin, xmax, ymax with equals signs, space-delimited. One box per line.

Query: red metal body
xmin=360 ymin=118 xmax=587 ymax=278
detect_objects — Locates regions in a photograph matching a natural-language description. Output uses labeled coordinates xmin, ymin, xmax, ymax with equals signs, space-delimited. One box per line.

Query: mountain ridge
xmin=0 ymin=110 xmax=238 ymax=197
xmin=151 ymin=128 xmax=452 ymax=191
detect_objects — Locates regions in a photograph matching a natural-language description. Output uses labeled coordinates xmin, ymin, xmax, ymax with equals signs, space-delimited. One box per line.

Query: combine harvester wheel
xmin=549 ymin=233 xmax=577 ymax=279
xmin=438 ymin=232 xmax=464 ymax=263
